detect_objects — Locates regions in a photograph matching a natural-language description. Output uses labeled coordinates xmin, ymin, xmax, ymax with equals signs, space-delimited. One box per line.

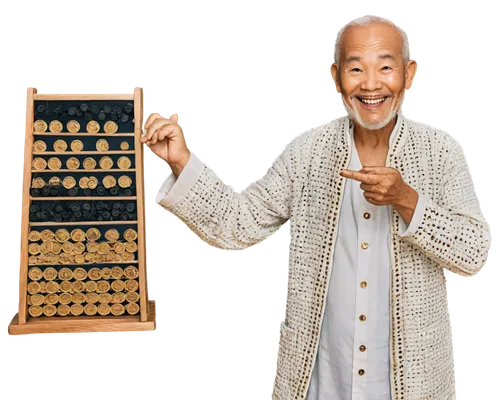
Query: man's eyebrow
xmin=345 ymin=53 xmax=397 ymax=64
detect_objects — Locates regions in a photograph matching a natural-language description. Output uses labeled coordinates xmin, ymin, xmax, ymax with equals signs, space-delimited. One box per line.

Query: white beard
xmin=342 ymin=90 xmax=405 ymax=130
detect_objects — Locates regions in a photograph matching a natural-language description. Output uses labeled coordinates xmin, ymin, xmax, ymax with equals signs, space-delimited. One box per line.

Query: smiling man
xmin=145 ymin=14 xmax=492 ymax=400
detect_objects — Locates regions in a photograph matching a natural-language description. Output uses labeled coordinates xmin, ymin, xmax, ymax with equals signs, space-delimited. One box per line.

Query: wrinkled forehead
xmin=340 ymin=24 xmax=403 ymax=63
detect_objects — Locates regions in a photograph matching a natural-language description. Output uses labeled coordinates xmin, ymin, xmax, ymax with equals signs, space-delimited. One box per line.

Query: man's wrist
xmin=167 ymin=150 xmax=190 ymax=179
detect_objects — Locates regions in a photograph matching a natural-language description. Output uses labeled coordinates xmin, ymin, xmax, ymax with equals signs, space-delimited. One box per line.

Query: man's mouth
xmin=355 ymin=96 xmax=389 ymax=107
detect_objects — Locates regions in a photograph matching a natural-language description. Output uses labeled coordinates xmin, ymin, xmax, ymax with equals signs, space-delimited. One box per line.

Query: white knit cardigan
xmin=156 ymin=113 xmax=492 ymax=400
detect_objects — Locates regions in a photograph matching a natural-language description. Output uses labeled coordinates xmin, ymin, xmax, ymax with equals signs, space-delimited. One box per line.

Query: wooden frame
xmin=8 ymin=87 xmax=156 ymax=334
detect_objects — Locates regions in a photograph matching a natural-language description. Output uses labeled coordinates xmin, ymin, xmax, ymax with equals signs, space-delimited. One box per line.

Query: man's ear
xmin=330 ymin=63 xmax=341 ymax=93
xmin=404 ymin=60 xmax=417 ymax=90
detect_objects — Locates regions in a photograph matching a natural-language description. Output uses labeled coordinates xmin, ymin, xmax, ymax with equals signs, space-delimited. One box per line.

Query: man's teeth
xmin=359 ymin=97 xmax=387 ymax=104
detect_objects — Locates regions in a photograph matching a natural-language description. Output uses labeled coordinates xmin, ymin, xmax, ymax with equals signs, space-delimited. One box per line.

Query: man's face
xmin=331 ymin=23 xmax=416 ymax=130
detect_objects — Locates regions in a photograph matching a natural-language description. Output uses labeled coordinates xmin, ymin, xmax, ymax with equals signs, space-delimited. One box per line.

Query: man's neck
xmin=352 ymin=115 xmax=398 ymax=150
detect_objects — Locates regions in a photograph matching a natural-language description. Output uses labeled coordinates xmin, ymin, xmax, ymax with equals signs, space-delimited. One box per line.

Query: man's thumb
xmin=169 ymin=114 xmax=178 ymax=123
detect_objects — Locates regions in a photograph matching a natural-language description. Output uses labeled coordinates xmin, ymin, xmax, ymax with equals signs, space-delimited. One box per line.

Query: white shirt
xmin=304 ymin=109 xmax=426 ymax=400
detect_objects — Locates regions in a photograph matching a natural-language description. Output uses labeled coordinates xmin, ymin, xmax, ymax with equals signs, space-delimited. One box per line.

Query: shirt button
xmin=361 ymin=242 xmax=369 ymax=249
xmin=359 ymin=314 xmax=366 ymax=322
xmin=363 ymin=212 xmax=371 ymax=219
xmin=359 ymin=344 xmax=366 ymax=352
xmin=358 ymin=369 xmax=365 ymax=376
xmin=360 ymin=281 xmax=367 ymax=288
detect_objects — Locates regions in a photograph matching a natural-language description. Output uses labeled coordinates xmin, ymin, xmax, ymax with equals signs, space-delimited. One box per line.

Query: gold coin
xmin=32 ymin=157 xmax=47 ymax=170
xmin=45 ymin=293 xmax=59 ymax=305
xmin=31 ymin=177 xmax=45 ymax=188
xmin=86 ymin=241 xmax=99 ymax=253
xmin=43 ymin=304 xmax=57 ymax=316
xmin=47 ymin=157 xmax=62 ymax=170
xmin=59 ymin=281 xmax=72 ymax=293
xmin=43 ymin=267 xmax=58 ymax=281
xmin=79 ymin=176 xmax=89 ymax=189
xmin=82 ymin=157 xmax=97 ymax=170
xmin=111 ymin=266 xmax=124 ymax=279
xmin=96 ymin=139 xmax=109 ymax=152
xmin=70 ymin=139 xmax=84 ymax=152
xmin=34 ymin=120 xmax=48 ymax=132
xmin=40 ymin=241 xmax=54 ymax=254
xmin=62 ymin=242 xmax=74 ymax=253
xmin=74 ymin=254 xmax=85 ymax=264
xmin=29 ymin=305 xmax=43 ymax=317
xmin=46 ymin=281 xmax=59 ymax=293
xmin=53 ymin=139 xmax=67 ymax=152
xmin=122 ymin=251 xmax=135 ymax=261
xmin=60 ymin=293 xmax=72 ymax=304
xmin=105 ymin=252 xmax=117 ymax=262
xmin=123 ymin=228 xmax=138 ymax=241
xmin=28 ymin=243 xmax=41 ymax=255
xmin=39 ymin=281 xmax=47 ymax=292
xmin=57 ymin=304 xmax=71 ymax=316
xmin=86 ymin=120 xmax=100 ymax=134
xmin=118 ymin=175 xmax=132 ymax=188
xmin=30 ymin=293 xmax=45 ymax=306
xmin=73 ymin=243 xmax=85 ymax=255
xmin=48 ymin=176 xmax=62 ymax=186
xmin=28 ymin=230 xmax=41 ymax=242
xmin=111 ymin=280 xmax=125 ymax=292
xmin=102 ymin=175 xmax=116 ymax=188
xmin=33 ymin=140 xmax=47 ymax=152
xmin=66 ymin=156 xmax=80 ymax=170
xmin=84 ymin=280 xmax=97 ymax=292
xmin=49 ymin=120 xmax=63 ymax=133
xmin=124 ymin=265 xmax=139 ymax=279
xmin=73 ymin=267 xmax=87 ymax=280
xmin=96 ymin=280 xmax=111 ymax=293
xmin=98 ymin=292 xmax=112 ymax=304
xmin=58 ymin=267 xmax=73 ymax=280
xmin=125 ymin=279 xmax=139 ymax=292
xmin=104 ymin=121 xmax=118 ymax=134
xmin=120 ymin=141 xmax=129 ymax=150
xmin=70 ymin=228 xmax=86 ymax=242
xmin=97 ymin=242 xmax=110 ymax=254
xmin=113 ymin=242 xmax=125 ymax=254
xmin=85 ymin=292 xmax=99 ymax=304
xmin=72 ymin=280 xmax=85 ymax=292
xmin=110 ymin=303 xmax=125 ymax=316
xmin=101 ymin=267 xmax=112 ymax=279
xmin=99 ymin=156 xmax=113 ymax=169
xmin=72 ymin=292 xmax=85 ymax=304
xmin=88 ymin=267 xmax=102 ymax=280
xmin=56 ymin=228 xmax=69 ymax=242
xmin=125 ymin=302 xmax=140 ymax=315
xmin=28 ymin=256 xmax=38 ymax=265
xmin=27 ymin=281 xmax=41 ymax=294
xmin=62 ymin=176 xmax=76 ymax=189
xmin=28 ymin=267 xmax=43 ymax=280
xmin=84 ymin=304 xmax=98 ymax=315
xmin=125 ymin=291 xmax=140 ymax=303
xmin=40 ymin=229 xmax=55 ymax=242
xmin=111 ymin=291 xmax=125 ymax=304
xmin=117 ymin=156 xmax=132 ymax=169
xmin=104 ymin=229 xmax=120 ymax=242
xmin=125 ymin=241 xmax=138 ymax=253
xmin=71 ymin=304 xmax=84 ymax=316
xmin=97 ymin=303 xmax=111 ymax=315
xmin=52 ymin=242 xmax=62 ymax=255
xmin=87 ymin=176 xmax=98 ymax=189
xmin=67 ymin=120 xmax=80 ymax=133
xmin=86 ymin=227 xmax=101 ymax=241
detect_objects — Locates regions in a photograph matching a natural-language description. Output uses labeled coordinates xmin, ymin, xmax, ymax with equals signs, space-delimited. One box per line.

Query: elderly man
xmin=142 ymin=15 xmax=491 ymax=400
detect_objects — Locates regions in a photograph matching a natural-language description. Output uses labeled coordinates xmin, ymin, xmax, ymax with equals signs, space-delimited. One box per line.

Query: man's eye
xmin=382 ymin=66 xmax=392 ymax=70
xmin=351 ymin=68 xmax=361 ymax=72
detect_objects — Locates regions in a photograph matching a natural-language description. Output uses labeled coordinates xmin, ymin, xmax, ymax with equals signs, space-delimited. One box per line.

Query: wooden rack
xmin=8 ymin=88 xmax=156 ymax=334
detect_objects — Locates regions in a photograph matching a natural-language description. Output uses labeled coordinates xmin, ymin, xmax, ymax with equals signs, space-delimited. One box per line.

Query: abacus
xmin=8 ymin=87 xmax=156 ymax=334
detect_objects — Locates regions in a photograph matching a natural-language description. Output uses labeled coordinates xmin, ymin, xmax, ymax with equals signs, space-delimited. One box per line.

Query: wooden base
xmin=8 ymin=300 xmax=156 ymax=335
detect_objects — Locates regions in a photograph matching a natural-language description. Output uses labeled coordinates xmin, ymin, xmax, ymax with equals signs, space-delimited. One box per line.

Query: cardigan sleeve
xmin=155 ymin=142 xmax=295 ymax=250
xmin=398 ymin=139 xmax=492 ymax=277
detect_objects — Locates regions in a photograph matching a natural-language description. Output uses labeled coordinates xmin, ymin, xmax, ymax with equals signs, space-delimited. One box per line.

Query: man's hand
xmin=142 ymin=113 xmax=190 ymax=176
xmin=340 ymin=166 xmax=418 ymax=225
